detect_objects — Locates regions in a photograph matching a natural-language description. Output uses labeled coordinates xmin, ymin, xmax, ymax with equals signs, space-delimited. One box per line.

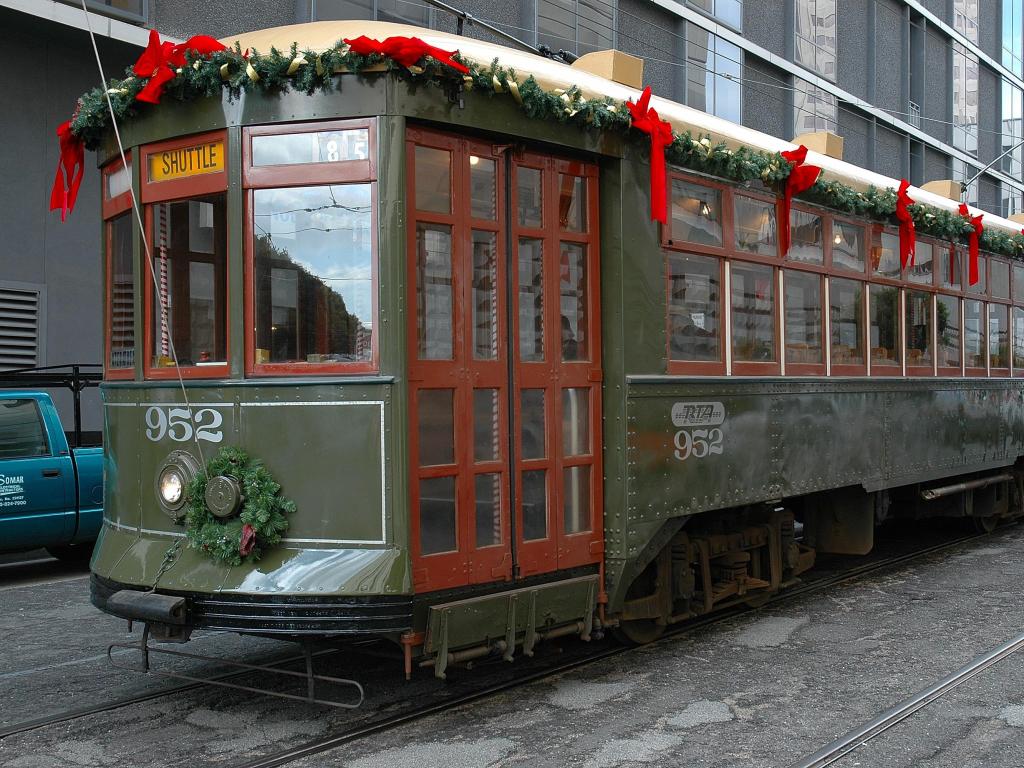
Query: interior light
xmin=834 ymin=234 xmax=843 ymax=245
xmin=699 ymin=201 xmax=711 ymax=218
xmin=469 ymin=155 xmax=480 ymax=166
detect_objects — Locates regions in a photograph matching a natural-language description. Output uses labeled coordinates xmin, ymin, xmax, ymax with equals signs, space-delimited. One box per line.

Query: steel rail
xmin=789 ymin=629 xmax=1024 ymax=768
xmin=225 ymin=529 xmax=993 ymax=768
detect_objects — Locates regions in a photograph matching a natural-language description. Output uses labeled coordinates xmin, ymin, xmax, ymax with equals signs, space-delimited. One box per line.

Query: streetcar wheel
xmin=972 ymin=514 xmax=999 ymax=534
xmin=612 ymin=619 xmax=665 ymax=645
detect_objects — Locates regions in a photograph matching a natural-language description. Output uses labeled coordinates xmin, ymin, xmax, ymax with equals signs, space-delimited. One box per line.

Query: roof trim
xmin=2 ymin=0 xmax=154 ymax=47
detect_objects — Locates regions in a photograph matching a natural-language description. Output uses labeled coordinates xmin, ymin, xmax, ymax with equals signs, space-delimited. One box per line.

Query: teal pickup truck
xmin=0 ymin=366 xmax=103 ymax=561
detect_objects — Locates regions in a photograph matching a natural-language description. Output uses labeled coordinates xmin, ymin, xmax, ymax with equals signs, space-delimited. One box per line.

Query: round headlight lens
xmin=159 ymin=469 xmax=184 ymax=505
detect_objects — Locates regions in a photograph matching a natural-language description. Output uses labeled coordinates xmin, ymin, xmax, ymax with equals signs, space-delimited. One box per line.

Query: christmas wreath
xmin=183 ymin=446 xmax=295 ymax=566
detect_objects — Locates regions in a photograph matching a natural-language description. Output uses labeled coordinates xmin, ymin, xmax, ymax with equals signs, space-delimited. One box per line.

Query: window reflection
xmin=731 ymin=262 xmax=775 ymax=362
xmin=905 ymin=291 xmax=932 ymax=368
xmin=990 ymin=304 xmax=1009 ymax=368
xmin=964 ymin=299 xmax=986 ymax=368
xmin=937 ymin=295 xmax=961 ymax=369
xmin=685 ymin=22 xmax=743 ymax=123
xmin=832 ymin=221 xmax=864 ymax=273
xmin=734 ymin=195 xmax=777 ymax=256
xmin=668 ymin=253 xmax=720 ymax=362
xmin=869 ymin=286 xmax=900 ymax=368
xmin=1014 ymin=306 xmax=1024 ymax=368
xmin=871 ymin=232 xmax=901 ymax=280
xmin=252 ymin=129 xmax=368 ymax=166
xmin=415 ymin=146 xmax=451 ymax=214
xmin=475 ymin=473 xmax=502 ymax=548
xmin=416 ymin=223 xmax=454 ymax=360
xmin=519 ymin=238 xmax=545 ymax=361
xmin=784 ymin=270 xmax=822 ymax=364
xmin=253 ymin=185 xmax=372 ymax=365
xmin=907 ymin=241 xmax=933 ymax=285
xmin=671 ymin=180 xmax=722 ymax=247
xmin=789 ymin=210 xmax=823 ymax=264
xmin=830 ymin=277 xmax=863 ymax=366
xmin=560 ymin=242 xmax=587 ymax=361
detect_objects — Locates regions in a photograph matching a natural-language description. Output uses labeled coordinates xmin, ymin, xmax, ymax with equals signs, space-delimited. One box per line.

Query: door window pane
xmin=968 ymin=254 xmax=987 ymax=294
xmin=475 ymin=473 xmax=502 ymax=548
xmin=470 ymin=156 xmax=496 ymax=220
xmin=734 ymin=195 xmax=777 ymax=256
xmin=518 ymin=167 xmax=543 ymax=227
xmin=0 ymin=399 xmax=48 ymax=458
xmin=150 ymin=195 xmax=227 ymax=368
xmin=521 ymin=470 xmax=547 ymax=541
xmin=871 ymin=232 xmax=901 ymax=279
xmin=558 ymin=175 xmax=587 ymax=232
xmin=521 ymin=389 xmax=546 ymax=459
xmin=937 ymin=295 xmax=961 ymax=368
xmin=832 ymin=221 xmax=864 ymax=272
xmin=731 ymin=263 xmax=776 ymax=362
xmin=869 ymin=286 xmax=900 ymax=368
xmin=941 ymin=247 xmax=963 ymax=288
xmin=414 ymin=146 xmax=451 ymax=213
xmin=1014 ymin=307 xmax=1024 ymax=368
xmin=474 ymin=389 xmax=500 ymax=463
xmin=830 ymin=277 xmax=864 ymax=365
xmin=108 ymin=213 xmax=135 ymax=369
xmin=563 ymin=466 xmax=591 ymax=535
xmin=562 ymin=388 xmax=590 ymax=456
xmin=519 ymin=238 xmax=545 ymax=361
xmin=991 ymin=260 xmax=1011 ymax=299
xmin=560 ymin=242 xmax=587 ymax=361
xmin=668 ymin=253 xmax=721 ymax=361
xmin=789 ymin=209 xmax=823 ymax=264
xmin=1014 ymin=264 xmax=1024 ymax=300
xmin=965 ymin=299 xmax=986 ymax=367
xmin=784 ymin=270 xmax=822 ymax=364
xmin=472 ymin=231 xmax=499 ymax=360
xmin=418 ymin=389 xmax=455 ymax=466
xmin=908 ymin=241 xmax=934 ymax=285
xmin=905 ymin=291 xmax=933 ymax=367
xmin=251 ymin=129 xmax=369 ymax=166
xmin=420 ymin=477 xmax=457 ymax=554
xmin=253 ymin=185 xmax=373 ymax=365
xmin=990 ymin=304 xmax=1009 ymax=368
xmin=671 ymin=180 xmax=723 ymax=247
xmin=416 ymin=224 xmax=453 ymax=360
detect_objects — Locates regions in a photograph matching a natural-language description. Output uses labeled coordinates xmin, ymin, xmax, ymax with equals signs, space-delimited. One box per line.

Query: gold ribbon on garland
xmin=286 ymin=54 xmax=307 ymax=75
xmin=246 ymin=61 xmax=260 ymax=82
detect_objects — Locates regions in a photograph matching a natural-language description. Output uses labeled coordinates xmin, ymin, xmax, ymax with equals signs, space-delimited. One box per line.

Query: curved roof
xmin=223 ymin=20 xmax=1020 ymax=235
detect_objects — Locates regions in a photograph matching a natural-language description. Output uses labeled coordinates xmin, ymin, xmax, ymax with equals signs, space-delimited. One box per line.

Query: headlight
xmin=155 ymin=451 xmax=201 ymax=517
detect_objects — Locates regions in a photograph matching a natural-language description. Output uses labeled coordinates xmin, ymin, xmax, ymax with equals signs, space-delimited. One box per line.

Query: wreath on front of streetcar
xmin=183 ymin=446 xmax=295 ymax=566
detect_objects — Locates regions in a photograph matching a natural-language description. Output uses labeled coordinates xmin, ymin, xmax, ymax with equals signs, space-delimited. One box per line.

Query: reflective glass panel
xmin=416 ymin=223 xmax=453 ymax=360
xmin=108 ymin=213 xmax=135 ymax=369
xmin=415 ymin=146 xmax=451 ymax=214
xmin=418 ymin=389 xmax=454 ymax=466
xmin=965 ymin=299 xmax=986 ymax=367
xmin=470 ymin=156 xmax=497 ymax=220
xmin=908 ymin=241 xmax=933 ymax=285
xmin=518 ymin=167 xmax=543 ymax=227
xmin=475 ymin=473 xmax=502 ymax=548
xmin=0 ymin=399 xmax=48 ymax=459
xmin=521 ymin=389 xmax=546 ymax=459
xmin=670 ymin=180 xmax=723 ymax=247
xmin=560 ymin=242 xmax=587 ymax=361
xmin=150 ymin=195 xmax=227 ymax=368
xmin=937 ymin=294 xmax=961 ymax=369
xmin=105 ymin=159 xmax=132 ymax=199
xmin=472 ymin=231 xmax=499 ymax=360
xmin=830 ymin=277 xmax=864 ymax=365
xmin=419 ymin=477 xmax=456 ymax=554
xmin=1015 ymin=264 xmax=1024 ymax=300
xmin=872 ymin=232 xmax=901 ymax=280
xmin=789 ymin=209 xmax=823 ymax=264
xmin=563 ymin=466 xmax=591 ymax=535
xmin=562 ymin=388 xmax=590 ymax=456
xmin=905 ymin=291 xmax=933 ymax=368
xmin=990 ymin=303 xmax=1009 ymax=368
xmin=991 ymin=260 xmax=1011 ymax=299
xmin=1014 ymin=306 xmax=1024 ymax=368
xmin=869 ymin=286 xmax=900 ymax=368
xmin=668 ymin=253 xmax=721 ymax=362
xmin=784 ymin=270 xmax=822 ymax=365
xmin=941 ymin=247 xmax=963 ymax=289
xmin=252 ymin=129 xmax=369 ymax=166
xmin=832 ymin=221 xmax=864 ymax=272
xmin=734 ymin=195 xmax=777 ymax=256
xmin=253 ymin=185 xmax=373 ymax=365
xmin=474 ymin=388 xmax=500 ymax=463
xmin=518 ymin=238 xmax=545 ymax=361
xmin=521 ymin=470 xmax=547 ymax=541
xmin=731 ymin=262 xmax=776 ymax=362
xmin=558 ymin=175 xmax=587 ymax=232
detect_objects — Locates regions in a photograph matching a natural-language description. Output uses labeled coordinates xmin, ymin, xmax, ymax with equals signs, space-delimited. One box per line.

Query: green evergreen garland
xmin=183 ymin=446 xmax=295 ymax=566
xmin=67 ymin=39 xmax=1024 ymax=258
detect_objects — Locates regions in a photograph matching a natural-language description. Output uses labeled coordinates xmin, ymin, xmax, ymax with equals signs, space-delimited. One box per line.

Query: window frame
xmin=665 ymin=250 xmax=727 ymax=375
xmin=103 ymin=153 xmax=135 ymax=381
xmin=242 ymin=119 xmax=379 ymax=376
xmin=140 ymin=130 xmax=231 ymax=381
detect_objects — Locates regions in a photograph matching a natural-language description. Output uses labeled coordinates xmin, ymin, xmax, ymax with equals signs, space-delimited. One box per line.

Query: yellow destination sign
xmin=149 ymin=141 xmax=224 ymax=183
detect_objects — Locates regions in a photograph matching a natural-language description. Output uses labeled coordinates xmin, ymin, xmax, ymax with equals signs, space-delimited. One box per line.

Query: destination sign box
xmin=149 ymin=141 xmax=224 ymax=183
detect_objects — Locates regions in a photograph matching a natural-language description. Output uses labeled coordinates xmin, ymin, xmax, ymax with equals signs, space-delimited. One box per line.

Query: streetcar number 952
xmin=145 ymin=406 xmax=224 ymax=443
xmin=673 ymin=428 xmax=724 ymax=461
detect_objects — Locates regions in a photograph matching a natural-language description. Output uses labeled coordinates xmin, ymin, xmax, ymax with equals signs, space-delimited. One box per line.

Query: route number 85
xmin=674 ymin=428 xmax=724 ymax=461
xmin=145 ymin=406 xmax=224 ymax=443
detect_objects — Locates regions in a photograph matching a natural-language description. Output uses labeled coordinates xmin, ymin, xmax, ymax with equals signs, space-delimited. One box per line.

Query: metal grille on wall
xmin=0 ymin=284 xmax=45 ymax=371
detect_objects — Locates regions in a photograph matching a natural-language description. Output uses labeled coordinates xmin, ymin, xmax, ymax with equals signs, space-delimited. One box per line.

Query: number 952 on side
xmin=673 ymin=428 xmax=724 ymax=462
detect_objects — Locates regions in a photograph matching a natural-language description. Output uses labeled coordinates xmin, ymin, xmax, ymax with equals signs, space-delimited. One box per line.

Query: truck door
xmin=0 ymin=398 xmax=70 ymax=549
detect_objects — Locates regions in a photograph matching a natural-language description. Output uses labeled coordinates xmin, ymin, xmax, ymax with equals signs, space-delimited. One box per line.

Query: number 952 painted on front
xmin=145 ymin=406 xmax=224 ymax=443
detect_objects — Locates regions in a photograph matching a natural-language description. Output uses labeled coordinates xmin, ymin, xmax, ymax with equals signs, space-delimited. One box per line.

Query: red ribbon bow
xmin=895 ymin=179 xmax=916 ymax=270
xmin=779 ymin=145 xmax=822 ymax=257
xmin=344 ymin=35 xmax=469 ymax=74
xmin=49 ymin=120 xmax=85 ymax=222
xmin=133 ymin=29 xmax=226 ymax=104
xmin=626 ymin=86 xmax=674 ymax=225
xmin=239 ymin=523 xmax=256 ymax=557
xmin=959 ymin=203 xmax=983 ymax=286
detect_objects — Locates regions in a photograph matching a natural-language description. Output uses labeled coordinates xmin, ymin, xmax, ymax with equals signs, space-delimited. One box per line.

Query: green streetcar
xmin=84 ymin=20 xmax=1024 ymax=681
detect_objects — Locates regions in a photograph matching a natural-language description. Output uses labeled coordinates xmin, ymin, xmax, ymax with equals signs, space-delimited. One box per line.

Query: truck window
xmin=0 ymin=399 xmax=49 ymax=458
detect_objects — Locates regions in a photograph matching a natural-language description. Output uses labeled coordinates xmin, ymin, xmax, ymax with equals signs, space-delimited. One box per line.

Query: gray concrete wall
xmin=925 ymin=146 xmax=950 ymax=182
xmin=615 ymin=0 xmax=679 ymax=100
xmin=924 ymin=28 xmax=952 ymax=145
xmin=874 ymin=0 xmax=906 ymax=114
xmin=978 ymin=0 xmax=1001 ymax=61
xmin=839 ymin=109 xmax=872 ymax=169
xmin=153 ymin=1 xmax=297 ymax=42
xmin=742 ymin=57 xmax=789 ymax=141
xmin=837 ymin=0 xmax=869 ymax=101
xmin=742 ymin=0 xmax=786 ymax=57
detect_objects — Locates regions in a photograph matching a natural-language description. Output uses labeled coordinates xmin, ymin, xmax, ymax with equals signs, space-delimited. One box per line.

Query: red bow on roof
xmin=133 ymin=29 xmax=226 ymax=104
xmin=959 ymin=203 xmax=983 ymax=286
xmin=344 ymin=35 xmax=469 ymax=74
xmin=49 ymin=120 xmax=85 ymax=222
xmin=626 ymin=86 xmax=674 ymax=225
xmin=895 ymin=179 xmax=916 ymax=270
xmin=779 ymin=145 xmax=822 ymax=257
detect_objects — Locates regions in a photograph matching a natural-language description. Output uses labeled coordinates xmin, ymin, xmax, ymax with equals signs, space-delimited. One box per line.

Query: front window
xmin=668 ymin=252 xmax=721 ymax=363
xmin=0 ymin=399 xmax=49 ymax=459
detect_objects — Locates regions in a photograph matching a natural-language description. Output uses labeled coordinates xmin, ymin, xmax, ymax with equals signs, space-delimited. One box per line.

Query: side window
xmin=0 ymin=400 xmax=49 ymax=458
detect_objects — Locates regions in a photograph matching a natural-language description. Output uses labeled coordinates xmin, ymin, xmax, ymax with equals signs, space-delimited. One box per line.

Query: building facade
xmin=2 ymin=0 xmax=1022 ymax=426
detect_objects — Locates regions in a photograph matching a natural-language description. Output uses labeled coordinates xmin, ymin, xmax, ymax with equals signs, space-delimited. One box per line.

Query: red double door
xmin=407 ymin=127 xmax=603 ymax=592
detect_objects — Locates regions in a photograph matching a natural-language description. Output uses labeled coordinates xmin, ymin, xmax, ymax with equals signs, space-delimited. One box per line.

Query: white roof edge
xmin=2 ymin=0 xmax=153 ymax=47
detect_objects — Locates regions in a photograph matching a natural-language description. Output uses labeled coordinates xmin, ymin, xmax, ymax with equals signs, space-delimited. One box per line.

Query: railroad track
xmin=225 ymin=529 xmax=995 ymax=768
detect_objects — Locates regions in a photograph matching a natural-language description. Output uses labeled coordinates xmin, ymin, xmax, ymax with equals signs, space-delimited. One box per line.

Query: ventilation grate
xmin=0 ymin=286 xmax=41 ymax=370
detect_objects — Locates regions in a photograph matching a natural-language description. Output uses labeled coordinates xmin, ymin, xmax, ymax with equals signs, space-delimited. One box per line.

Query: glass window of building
xmin=1003 ymin=183 xmax=1024 ymax=219
xmin=953 ymin=158 xmax=979 ymax=207
xmin=1001 ymin=81 xmax=1023 ymax=186
xmin=537 ymin=0 xmax=615 ymax=57
xmin=953 ymin=43 xmax=979 ymax=156
xmin=668 ymin=253 xmax=721 ymax=362
xmin=1004 ymin=0 xmax=1024 ymax=78
xmin=313 ymin=0 xmax=429 ymax=25
xmin=687 ymin=0 xmax=742 ymax=28
xmin=794 ymin=78 xmax=838 ymax=134
xmin=686 ymin=23 xmax=743 ymax=124
xmin=937 ymin=294 xmax=961 ymax=369
xmin=953 ymin=0 xmax=979 ymax=44
xmin=794 ymin=0 xmax=836 ymax=80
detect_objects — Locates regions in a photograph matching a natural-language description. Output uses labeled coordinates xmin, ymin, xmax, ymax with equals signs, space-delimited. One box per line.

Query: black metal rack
xmin=0 ymin=364 xmax=102 ymax=448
